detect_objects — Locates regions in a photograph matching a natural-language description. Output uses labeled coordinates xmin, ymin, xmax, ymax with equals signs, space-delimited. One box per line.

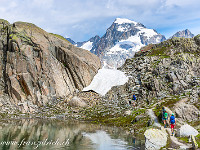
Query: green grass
xmin=0 ymin=113 xmax=8 ymax=119
xmin=147 ymin=46 xmax=170 ymax=57
xmin=79 ymin=106 xmax=148 ymax=131
xmin=196 ymin=134 xmax=200 ymax=148
xmin=0 ymin=19 xmax=10 ymax=25
xmin=49 ymin=33 xmax=70 ymax=43
xmin=178 ymin=137 xmax=189 ymax=143
xmin=151 ymin=60 xmax=161 ymax=68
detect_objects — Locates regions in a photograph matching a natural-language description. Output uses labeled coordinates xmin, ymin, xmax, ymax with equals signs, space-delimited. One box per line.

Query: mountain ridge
xmin=170 ymin=29 xmax=194 ymax=39
xmin=70 ymin=20 xmax=195 ymax=69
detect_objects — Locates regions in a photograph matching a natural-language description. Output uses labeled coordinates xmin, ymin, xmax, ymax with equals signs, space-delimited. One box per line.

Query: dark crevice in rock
xmin=64 ymin=62 xmax=80 ymax=89
xmin=55 ymin=46 xmax=84 ymax=90
xmin=55 ymin=46 xmax=78 ymax=89
xmin=70 ymin=64 xmax=85 ymax=89
xmin=3 ymin=24 xmax=9 ymax=94
xmin=17 ymin=75 xmax=31 ymax=96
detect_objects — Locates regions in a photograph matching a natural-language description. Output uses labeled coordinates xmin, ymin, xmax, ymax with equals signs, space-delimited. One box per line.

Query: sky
xmin=0 ymin=0 xmax=200 ymax=42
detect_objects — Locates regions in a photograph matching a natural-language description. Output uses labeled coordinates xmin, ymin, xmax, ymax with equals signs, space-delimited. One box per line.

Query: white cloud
xmin=0 ymin=0 xmax=199 ymax=41
xmin=33 ymin=0 xmax=54 ymax=7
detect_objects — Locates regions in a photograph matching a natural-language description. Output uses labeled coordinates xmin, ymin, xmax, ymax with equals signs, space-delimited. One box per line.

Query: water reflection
xmin=0 ymin=119 xmax=145 ymax=150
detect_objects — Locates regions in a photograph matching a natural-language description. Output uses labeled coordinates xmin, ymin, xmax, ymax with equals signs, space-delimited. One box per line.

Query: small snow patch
xmin=83 ymin=68 xmax=128 ymax=96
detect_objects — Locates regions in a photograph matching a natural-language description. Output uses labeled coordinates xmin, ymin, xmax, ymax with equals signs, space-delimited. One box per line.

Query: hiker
xmin=170 ymin=113 xmax=176 ymax=136
xmin=132 ymin=94 xmax=136 ymax=107
xmin=162 ymin=107 xmax=165 ymax=122
xmin=162 ymin=109 xmax=168 ymax=128
xmin=133 ymin=94 xmax=136 ymax=101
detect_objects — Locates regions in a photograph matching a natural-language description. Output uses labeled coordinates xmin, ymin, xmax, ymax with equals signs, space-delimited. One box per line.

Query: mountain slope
xmin=170 ymin=29 xmax=194 ymax=38
xmin=105 ymin=35 xmax=200 ymax=110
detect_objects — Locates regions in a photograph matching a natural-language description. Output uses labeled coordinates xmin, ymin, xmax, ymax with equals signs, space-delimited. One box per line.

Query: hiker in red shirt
xmin=170 ymin=113 xmax=176 ymax=136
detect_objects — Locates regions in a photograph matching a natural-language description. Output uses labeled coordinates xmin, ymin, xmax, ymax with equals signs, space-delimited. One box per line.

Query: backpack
xmin=170 ymin=116 xmax=175 ymax=124
xmin=133 ymin=95 xmax=136 ymax=100
xmin=162 ymin=110 xmax=165 ymax=118
xmin=164 ymin=112 xmax=168 ymax=119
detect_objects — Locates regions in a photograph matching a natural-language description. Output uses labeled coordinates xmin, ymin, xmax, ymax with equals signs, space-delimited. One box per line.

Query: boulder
xmin=194 ymin=34 xmax=200 ymax=46
xmin=174 ymin=102 xmax=200 ymax=122
xmin=144 ymin=128 xmax=168 ymax=150
xmin=179 ymin=124 xmax=199 ymax=137
xmin=125 ymin=110 xmax=132 ymax=115
xmin=68 ymin=96 xmax=87 ymax=107
xmin=135 ymin=115 xmax=143 ymax=122
xmin=18 ymin=101 xmax=37 ymax=113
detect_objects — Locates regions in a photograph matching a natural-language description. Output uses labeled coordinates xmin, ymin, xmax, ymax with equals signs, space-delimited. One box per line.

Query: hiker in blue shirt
xmin=132 ymin=94 xmax=136 ymax=107
xmin=170 ymin=113 xmax=176 ymax=136
xmin=133 ymin=95 xmax=136 ymax=101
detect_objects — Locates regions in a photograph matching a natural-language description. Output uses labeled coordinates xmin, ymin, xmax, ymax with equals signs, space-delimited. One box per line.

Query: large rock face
xmin=0 ymin=19 xmax=10 ymax=95
xmin=0 ymin=19 xmax=101 ymax=109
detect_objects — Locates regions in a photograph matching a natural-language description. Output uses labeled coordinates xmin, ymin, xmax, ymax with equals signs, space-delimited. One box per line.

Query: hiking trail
xmin=146 ymin=107 xmax=192 ymax=149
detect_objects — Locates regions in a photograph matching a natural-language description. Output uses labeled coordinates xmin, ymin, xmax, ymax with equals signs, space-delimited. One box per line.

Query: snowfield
xmin=80 ymin=41 xmax=93 ymax=51
xmin=83 ymin=68 xmax=128 ymax=96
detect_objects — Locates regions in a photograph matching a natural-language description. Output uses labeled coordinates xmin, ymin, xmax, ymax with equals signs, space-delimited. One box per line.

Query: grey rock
xmin=68 ymin=96 xmax=87 ymax=107
xmin=144 ymin=128 xmax=168 ymax=150
xmin=170 ymin=29 xmax=194 ymax=39
xmin=174 ymin=102 xmax=200 ymax=122
xmin=134 ymin=115 xmax=143 ymax=122
xmin=194 ymin=34 xmax=200 ymax=46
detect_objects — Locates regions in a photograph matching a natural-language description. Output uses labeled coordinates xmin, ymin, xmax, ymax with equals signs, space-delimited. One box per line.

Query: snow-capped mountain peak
xmin=70 ymin=18 xmax=166 ymax=69
xmin=114 ymin=18 xmax=137 ymax=25
xmin=91 ymin=18 xmax=166 ymax=68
